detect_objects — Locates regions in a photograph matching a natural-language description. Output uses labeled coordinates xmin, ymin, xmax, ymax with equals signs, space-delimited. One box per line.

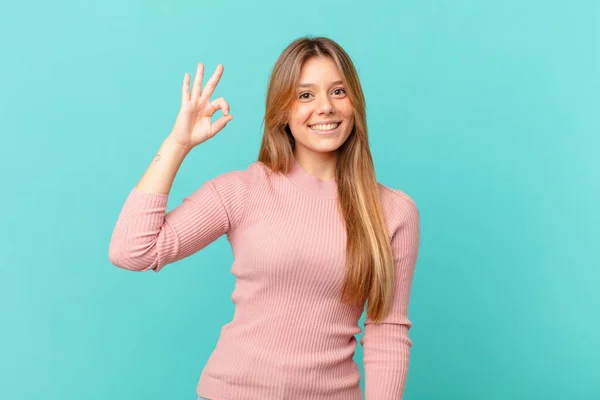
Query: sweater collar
xmin=285 ymin=156 xmax=338 ymax=199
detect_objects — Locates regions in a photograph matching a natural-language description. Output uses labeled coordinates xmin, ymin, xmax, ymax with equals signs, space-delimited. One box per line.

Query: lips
xmin=308 ymin=122 xmax=341 ymax=131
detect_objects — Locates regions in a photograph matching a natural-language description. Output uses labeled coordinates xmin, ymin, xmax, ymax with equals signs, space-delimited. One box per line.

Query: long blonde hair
xmin=258 ymin=36 xmax=393 ymax=323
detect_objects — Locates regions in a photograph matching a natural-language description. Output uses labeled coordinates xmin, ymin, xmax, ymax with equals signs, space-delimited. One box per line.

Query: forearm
xmin=135 ymin=135 xmax=192 ymax=195
xmin=362 ymin=323 xmax=411 ymax=399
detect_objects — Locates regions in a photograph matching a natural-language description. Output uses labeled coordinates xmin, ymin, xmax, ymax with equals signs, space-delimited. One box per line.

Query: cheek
xmin=288 ymin=106 xmax=313 ymax=138
xmin=293 ymin=105 xmax=314 ymax=125
xmin=337 ymin=100 xmax=354 ymax=119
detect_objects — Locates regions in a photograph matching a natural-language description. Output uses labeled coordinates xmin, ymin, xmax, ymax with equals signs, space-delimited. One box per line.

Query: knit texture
xmin=109 ymin=157 xmax=420 ymax=400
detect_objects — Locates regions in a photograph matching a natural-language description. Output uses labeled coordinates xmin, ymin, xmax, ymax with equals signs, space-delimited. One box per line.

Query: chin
xmin=313 ymin=146 xmax=342 ymax=154
xmin=308 ymin=139 xmax=348 ymax=154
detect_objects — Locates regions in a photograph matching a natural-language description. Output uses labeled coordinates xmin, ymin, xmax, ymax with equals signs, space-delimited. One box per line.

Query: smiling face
xmin=287 ymin=56 xmax=355 ymax=160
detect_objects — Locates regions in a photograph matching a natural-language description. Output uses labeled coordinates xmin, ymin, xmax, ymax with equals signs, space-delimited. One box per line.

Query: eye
xmin=333 ymin=88 xmax=346 ymax=96
xmin=299 ymin=92 xmax=313 ymax=100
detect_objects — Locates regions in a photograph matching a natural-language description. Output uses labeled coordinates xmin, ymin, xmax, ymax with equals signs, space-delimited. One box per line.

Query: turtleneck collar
xmin=284 ymin=155 xmax=338 ymax=199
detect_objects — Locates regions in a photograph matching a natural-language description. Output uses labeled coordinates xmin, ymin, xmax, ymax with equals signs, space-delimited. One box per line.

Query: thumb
xmin=210 ymin=114 xmax=234 ymax=135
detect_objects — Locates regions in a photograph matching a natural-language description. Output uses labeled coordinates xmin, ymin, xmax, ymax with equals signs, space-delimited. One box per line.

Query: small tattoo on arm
xmin=154 ymin=154 xmax=161 ymax=162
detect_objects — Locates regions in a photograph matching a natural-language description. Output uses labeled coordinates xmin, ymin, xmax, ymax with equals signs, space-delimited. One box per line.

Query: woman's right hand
xmin=169 ymin=63 xmax=233 ymax=149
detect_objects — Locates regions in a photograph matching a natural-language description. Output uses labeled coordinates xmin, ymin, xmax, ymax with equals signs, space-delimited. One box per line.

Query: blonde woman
xmin=109 ymin=36 xmax=420 ymax=400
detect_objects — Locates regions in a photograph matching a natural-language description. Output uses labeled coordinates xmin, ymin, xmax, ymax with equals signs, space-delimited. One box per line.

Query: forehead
xmin=298 ymin=56 xmax=342 ymax=84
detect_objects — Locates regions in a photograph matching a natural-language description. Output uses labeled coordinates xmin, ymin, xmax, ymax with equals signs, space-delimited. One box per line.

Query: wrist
xmin=164 ymin=135 xmax=194 ymax=155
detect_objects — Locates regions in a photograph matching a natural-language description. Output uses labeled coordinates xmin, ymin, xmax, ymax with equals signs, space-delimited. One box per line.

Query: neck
xmin=293 ymin=150 xmax=338 ymax=181
xmin=286 ymin=153 xmax=338 ymax=199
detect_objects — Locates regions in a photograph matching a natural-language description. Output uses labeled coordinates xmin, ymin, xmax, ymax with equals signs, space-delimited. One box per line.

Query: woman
xmin=109 ymin=36 xmax=420 ymax=400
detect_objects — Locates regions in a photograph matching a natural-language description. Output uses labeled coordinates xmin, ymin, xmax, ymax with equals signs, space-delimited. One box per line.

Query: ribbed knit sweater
xmin=108 ymin=156 xmax=420 ymax=400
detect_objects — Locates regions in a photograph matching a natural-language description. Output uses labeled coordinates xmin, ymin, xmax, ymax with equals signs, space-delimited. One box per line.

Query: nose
xmin=317 ymin=96 xmax=335 ymax=114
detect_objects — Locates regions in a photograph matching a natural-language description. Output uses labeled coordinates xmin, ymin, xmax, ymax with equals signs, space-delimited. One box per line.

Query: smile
xmin=308 ymin=122 xmax=341 ymax=133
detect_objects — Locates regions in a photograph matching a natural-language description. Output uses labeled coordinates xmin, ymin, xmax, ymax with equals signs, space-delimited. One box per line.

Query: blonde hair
xmin=258 ymin=36 xmax=393 ymax=323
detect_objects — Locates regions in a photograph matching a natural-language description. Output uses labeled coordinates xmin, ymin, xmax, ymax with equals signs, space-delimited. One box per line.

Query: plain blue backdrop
xmin=1 ymin=1 xmax=598 ymax=399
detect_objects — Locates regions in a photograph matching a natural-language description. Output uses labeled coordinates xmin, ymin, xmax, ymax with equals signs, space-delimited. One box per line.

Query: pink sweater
xmin=109 ymin=157 xmax=420 ymax=400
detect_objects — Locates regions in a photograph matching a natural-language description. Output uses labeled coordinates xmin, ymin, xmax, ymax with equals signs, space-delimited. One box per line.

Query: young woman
xmin=109 ymin=36 xmax=420 ymax=400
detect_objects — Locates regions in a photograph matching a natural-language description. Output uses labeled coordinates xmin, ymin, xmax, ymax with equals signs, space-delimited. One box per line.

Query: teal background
xmin=1 ymin=0 xmax=598 ymax=399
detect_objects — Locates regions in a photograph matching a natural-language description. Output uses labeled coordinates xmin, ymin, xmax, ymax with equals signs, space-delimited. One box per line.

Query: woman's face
xmin=287 ymin=56 xmax=355 ymax=159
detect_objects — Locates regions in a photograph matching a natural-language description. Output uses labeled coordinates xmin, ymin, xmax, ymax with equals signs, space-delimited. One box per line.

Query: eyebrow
xmin=298 ymin=80 xmax=344 ymax=88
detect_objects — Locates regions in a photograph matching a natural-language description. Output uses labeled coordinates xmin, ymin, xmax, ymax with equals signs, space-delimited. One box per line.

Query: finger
xmin=210 ymin=114 xmax=234 ymax=135
xmin=197 ymin=64 xmax=224 ymax=106
xmin=191 ymin=63 xmax=204 ymax=102
xmin=206 ymin=97 xmax=230 ymax=118
xmin=181 ymin=73 xmax=190 ymax=105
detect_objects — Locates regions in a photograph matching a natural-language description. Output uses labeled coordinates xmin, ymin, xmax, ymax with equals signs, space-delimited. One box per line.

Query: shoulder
xmin=210 ymin=161 xmax=271 ymax=191
xmin=377 ymin=183 xmax=420 ymax=228
xmin=205 ymin=162 xmax=272 ymax=229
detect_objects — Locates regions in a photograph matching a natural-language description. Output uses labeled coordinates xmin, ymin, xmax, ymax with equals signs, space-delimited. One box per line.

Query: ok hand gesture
xmin=169 ymin=63 xmax=233 ymax=149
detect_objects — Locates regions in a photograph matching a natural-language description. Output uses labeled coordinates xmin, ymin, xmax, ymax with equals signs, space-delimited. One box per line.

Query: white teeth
xmin=309 ymin=123 xmax=340 ymax=131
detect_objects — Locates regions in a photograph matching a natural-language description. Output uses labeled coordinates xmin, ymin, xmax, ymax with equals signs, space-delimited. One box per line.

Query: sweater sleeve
xmin=108 ymin=163 xmax=261 ymax=273
xmin=360 ymin=191 xmax=420 ymax=399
